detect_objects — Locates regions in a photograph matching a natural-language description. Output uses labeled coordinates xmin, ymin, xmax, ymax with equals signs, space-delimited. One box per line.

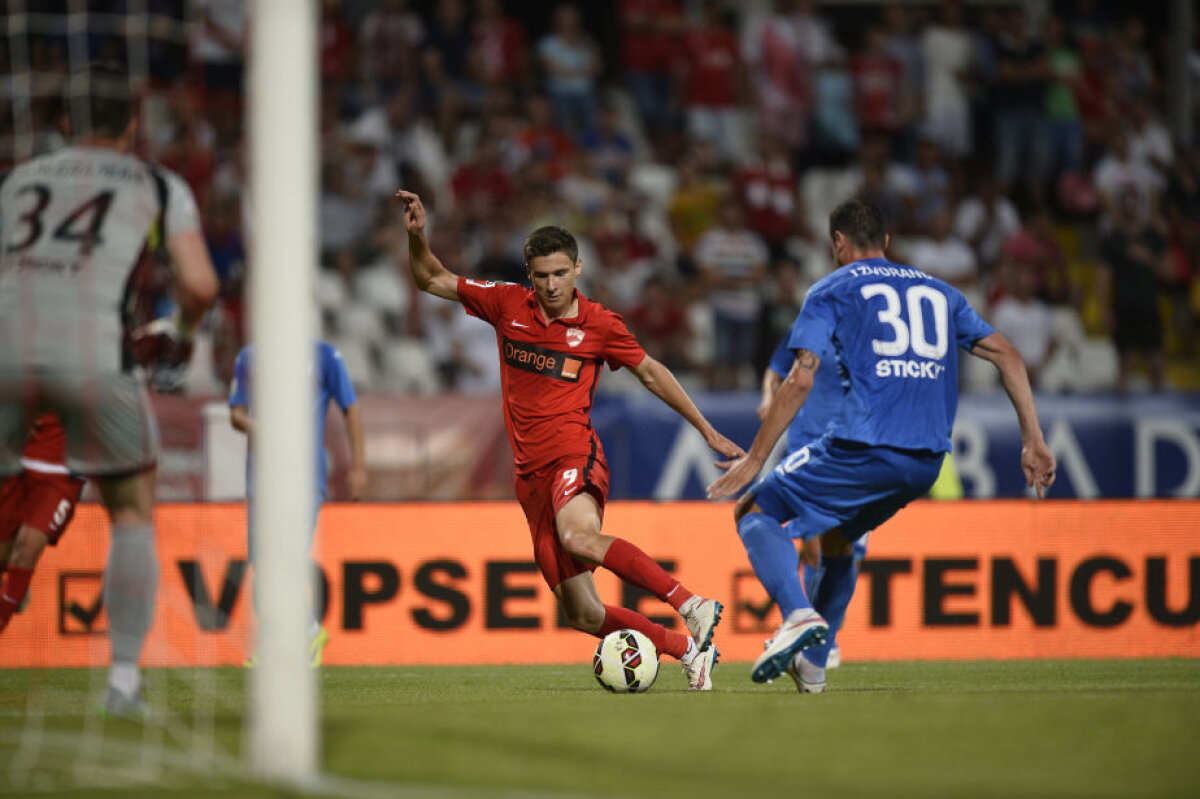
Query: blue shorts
xmin=753 ymin=438 xmax=943 ymax=542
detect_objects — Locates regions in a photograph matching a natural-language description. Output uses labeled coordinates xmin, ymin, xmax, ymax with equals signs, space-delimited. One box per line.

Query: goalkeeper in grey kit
xmin=0 ymin=63 xmax=218 ymax=716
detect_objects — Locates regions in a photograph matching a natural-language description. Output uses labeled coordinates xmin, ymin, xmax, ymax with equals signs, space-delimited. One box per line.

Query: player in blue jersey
xmin=760 ymin=334 xmax=868 ymax=669
xmin=229 ymin=341 xmax=367 ymax=666
xmin=709 ymin=199 xmax=1056 ymax=691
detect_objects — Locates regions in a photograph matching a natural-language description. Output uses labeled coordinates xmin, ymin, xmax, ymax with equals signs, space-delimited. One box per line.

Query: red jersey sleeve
xmin=602 ymin=311 xmax=648 ymax=372
xmin=456 ymin=278 xmax=521 ymax=325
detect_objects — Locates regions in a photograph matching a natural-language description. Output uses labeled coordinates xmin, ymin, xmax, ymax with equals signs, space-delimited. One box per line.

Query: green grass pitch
xmin=1 ymin=659 xmax=1198 ymax=798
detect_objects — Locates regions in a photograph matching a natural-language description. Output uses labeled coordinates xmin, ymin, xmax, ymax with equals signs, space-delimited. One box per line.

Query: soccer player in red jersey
xmin=396 ymin=190 xmax=744 ymax=690
xmin=0 ymin=413 xmax=86 ymax=633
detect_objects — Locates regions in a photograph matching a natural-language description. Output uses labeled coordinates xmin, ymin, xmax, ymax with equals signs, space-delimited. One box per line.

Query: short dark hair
xmin=523 ymin=225 xmax=578 ymax=264
xmin=829 ymin=198 xmax=887 ymax=249
xmin=66 ymin=62 xmax=133 ymax=139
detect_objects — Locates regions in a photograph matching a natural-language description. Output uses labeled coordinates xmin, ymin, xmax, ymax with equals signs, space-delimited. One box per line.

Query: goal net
xmin=0 ymin=0 xmax=318 ymax=790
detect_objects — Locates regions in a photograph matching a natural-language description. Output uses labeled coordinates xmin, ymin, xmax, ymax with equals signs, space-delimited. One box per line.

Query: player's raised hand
xmin=706 ymin=453 xmax=764 ymax=501
xmin=1021 ymin=439 xmax=1056 ymax=499
xmin=394 ymin=190 xmax=425 ymax=233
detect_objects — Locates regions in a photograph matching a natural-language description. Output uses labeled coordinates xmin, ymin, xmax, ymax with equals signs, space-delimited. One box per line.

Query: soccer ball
xmin=593 ymin=629 xmax=659 ymax=693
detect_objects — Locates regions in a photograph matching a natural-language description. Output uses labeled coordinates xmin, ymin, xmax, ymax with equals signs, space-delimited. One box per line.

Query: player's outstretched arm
xmin=631 ymin=355 xmax=745 ymax=459
xmin=707 ymin=350 xmax=818 ymax=500
xmin=970 ymin=332 xmax=1056 ymax=498
xmin=394 ymin=190 xmax=460 ymax=301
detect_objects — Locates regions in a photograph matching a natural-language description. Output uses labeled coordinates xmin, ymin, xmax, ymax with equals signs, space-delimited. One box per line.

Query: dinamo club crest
xmin=566 ymin=328 xmax=585 ymax=348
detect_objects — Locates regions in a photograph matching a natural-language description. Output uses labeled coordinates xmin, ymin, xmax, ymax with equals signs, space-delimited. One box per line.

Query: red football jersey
xmin=21 ymin=413 xmax=69 ymax=474
xmin=458 ymin=278 xmax=647 ymax=476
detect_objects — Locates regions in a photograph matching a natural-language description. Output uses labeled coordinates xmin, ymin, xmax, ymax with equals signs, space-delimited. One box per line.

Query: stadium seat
xmin=354 ymin=262 xmax=410 ymax=313
xmin=379 ymin=338 xmax=440 ymax=395
xmin=328 ymin=337 xmax=376 ymax=388
xmin=336 ymin=303 xmax=387 ymax=344
xmin=315 ymin=270 xmax=347 ymax=311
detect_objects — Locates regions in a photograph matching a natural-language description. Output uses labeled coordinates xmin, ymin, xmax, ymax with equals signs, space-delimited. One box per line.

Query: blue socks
xmin=737 ymin=513 xmax=810 ymax=617
xmin=805 ymin=554 xmax=857 ymax=669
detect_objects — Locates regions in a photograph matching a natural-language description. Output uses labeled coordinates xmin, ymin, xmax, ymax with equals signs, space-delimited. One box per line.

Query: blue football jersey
xmin=229 ymin=341 xmax=358 ymax=497
xmin=787 ymin=258 xmax=994 ymax=453
xmin=767 ymin=334 xmax=841 ymax=452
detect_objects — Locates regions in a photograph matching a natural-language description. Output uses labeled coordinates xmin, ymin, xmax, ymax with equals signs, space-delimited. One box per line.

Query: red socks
xmin=0 ymin=567 xmax=33 ymax=633
xmin=598 ymin=604 xmax=690 ymax=660
xmin=601 ymin=538 xmax=694 ymax=611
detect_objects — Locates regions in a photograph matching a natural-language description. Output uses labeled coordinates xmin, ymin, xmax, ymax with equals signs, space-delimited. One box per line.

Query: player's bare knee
xmin=561 ymin=601 xmax=604 ymax=634
xmin=558 ymin=526 xmax=599 ymax=561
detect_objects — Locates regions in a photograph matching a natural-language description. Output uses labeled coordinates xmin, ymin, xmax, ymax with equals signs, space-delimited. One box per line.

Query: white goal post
xmin=247 ymin=0 xmax=319 ymax=783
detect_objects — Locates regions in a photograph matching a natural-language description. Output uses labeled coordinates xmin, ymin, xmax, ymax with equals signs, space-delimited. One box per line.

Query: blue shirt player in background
xmin=229 ymin=340 xmax=367 ymax=667
xmin=710 ymin=198 xmax=1056 ymax=692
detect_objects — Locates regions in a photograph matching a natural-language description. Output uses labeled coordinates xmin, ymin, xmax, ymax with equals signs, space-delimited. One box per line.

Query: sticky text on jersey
xmin=875 ymin=358 xmax=945 ymax=379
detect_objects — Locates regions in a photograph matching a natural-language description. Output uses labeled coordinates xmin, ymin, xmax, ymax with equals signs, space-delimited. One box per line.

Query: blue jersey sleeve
xmin=786 ymin=290 xmax=836 ymax=363
xmin=767 ymin=334 xmax=794 ymax=379
xmin=950 ymin=289 xmax=995 ymax=350
xmin=229 ymin=348 xmax=250 ymax=408
xmin=324 ymin=344 xmax=358 ymax=411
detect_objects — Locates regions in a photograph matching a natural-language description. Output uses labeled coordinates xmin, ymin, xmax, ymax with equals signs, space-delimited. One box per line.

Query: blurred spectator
xmin=903 ymin=209 xmax=978 ymax=294
xmin=741 ymin=0 xmax=817 ymax=152
xmin=358 ymin=0 xmax=425 ymax=93
xmin=592 ymin=233 xmax=654 ymax=316
xmin=513 ymin=94 xmax=575 ymax=183
xmin=344 ymin=109 xmax=401 ymax=204
xmin=990 ymin=259 xmax=1057 ymax=389
xmin=756 ymin=256 xmax=805 ymax=375
xmin=1098 ymin=189 xmax=1170 ymax=392
xmin=1042 ymin=15 xmax=1085 ymax=179
xmin=1093 ymin=125 xmax=1160 ymax=233
xmin=451 ymin=139 xmax=515 ymax=229
xmin=319 ymin=163 xmax=375 ymax=284
xmin=1110 ymin=16 xmax=1155 ymax=101
xmin=920 ymin=0 xmax=974 ymax=160
xmin=1164 ymin=150 xmax=1200 ymax=355
xmin=472 ymin=0 xmax=530 ymax=89
xmin=809 ymin=53 xmax=859 ymax=166
xmin=426 ymin=0 xmax=472 ymax=81
xmin=558 ymin=151 xmax=614 ymax=221
xmin=733 ymin=133 xmax=798 ymax=257
xmin=1126 ymin=96 xmax=1174 ymax=192
xmin=537 ymin=4 xmax=602 ymax=141
xmin=319 ymin=0 xmax=356 ymax=88
xmin=852 ymin=24 xmax=906 ymax=144
xmin=621 ymin=0 xmax=685 ymax=146
xmin=695 ymin=202 xmax=769 ymax=389
xmin=473 ymin=217 xmax=529 ymax=286
xmin=879 ymin=3 xmax=924 ymax=160
xmin=954 ymin=177 xmax=1021 ymax=274
xmin=995 ymin=207 xmax=1074 ymax=309
xmin=1075 ymin=36 xmax=1122 ymax=157
xmin=992 ymin=5 xmax=1049 ymax=200
xmin=679 ymin=0 xmax=744 ymax=163
xmin=908 ymin=137 xmax=953 ymax=234
xmin=848 ymin=135 xmax=916 ymax=225
xmin=667 ymin=154 xmax=724 ymax=276
xmin=191 ymin=0 xmax=247 ymax=113
xmin=384 ymin=87 xmax=451 ymax=200
xmin=629 ymin=276 xmax=691 ymax=371
xmin=579 ymin=103 xmax=635 ymax=188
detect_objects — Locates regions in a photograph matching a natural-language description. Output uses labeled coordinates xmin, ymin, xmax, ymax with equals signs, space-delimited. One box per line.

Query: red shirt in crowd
xmin=852 ymin=50 xmax=904 ymax=134
xmin=681 ymin=25 xmax=740 ymax=108
xmin=620 ymin=0 xmax=683 ymax=75
xmin=734 ymin=159 xmax=797 ymax=246
xmin=457 ymin=279 xmax=646 ymax=475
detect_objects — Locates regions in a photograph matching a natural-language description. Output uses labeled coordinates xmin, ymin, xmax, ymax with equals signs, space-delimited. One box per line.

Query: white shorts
xmin=0 ymin=369 xmax=159 ymax=477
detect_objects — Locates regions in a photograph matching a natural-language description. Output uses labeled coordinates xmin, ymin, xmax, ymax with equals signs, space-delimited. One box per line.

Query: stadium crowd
xmin=4 ymin=0 xmax=1196 ymax=394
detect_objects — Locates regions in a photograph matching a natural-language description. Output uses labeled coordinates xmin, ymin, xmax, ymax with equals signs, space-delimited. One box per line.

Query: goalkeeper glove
xmin=131 ymin=311 xmax=196 ymax=393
